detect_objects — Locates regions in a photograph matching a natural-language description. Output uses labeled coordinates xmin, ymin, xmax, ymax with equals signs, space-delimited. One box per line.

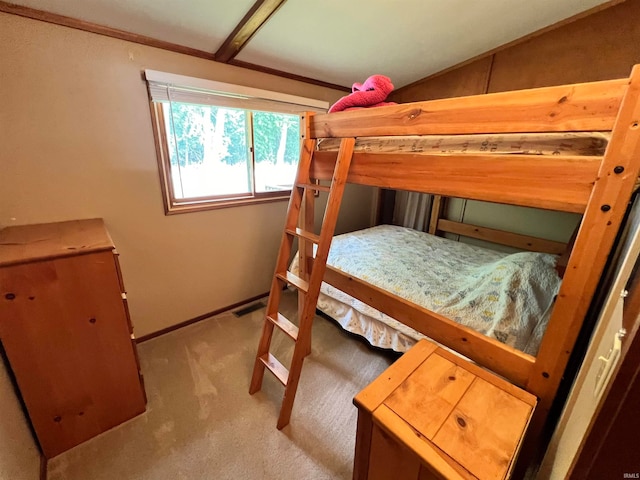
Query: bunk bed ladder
xmin=249 ymin=137 xmax=355 ymax=429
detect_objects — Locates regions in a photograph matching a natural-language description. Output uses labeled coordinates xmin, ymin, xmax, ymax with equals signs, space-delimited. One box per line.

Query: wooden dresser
xmin=0 ymin=219 xmax=146 ymax=458
xmin=353 ymin=340 xmax=536 ymax=480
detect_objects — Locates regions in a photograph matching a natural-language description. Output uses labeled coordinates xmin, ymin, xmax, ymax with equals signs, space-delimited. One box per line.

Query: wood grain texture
xmin=432 ymin=378 xmax=533 ymax=480
xmin=0 ymin=250 xmax=146 ymax=458
xmin=299 ymin=154 xmax=317 ymax=355
xmin=437 ymin=219 xmax=567 ymax=254
xmin=310 ymin=78 xmax=627 ymax=138
xmin=510 ymin=64 xmax=640 ymax=475
xmin=0 ymin=218 xmax=113 ymax=267
xmin=434 ymin=346 xmax=537 ymax=407
xmin=488 ymin=0 xmax=640 ymax=93
xmin=385 ymin=354 xmax=475 ymax=439
xmin=368 ymin=423 xmax=423 ymax=480
xmin=428 ymin=195 xmax=444 ymax=235
xmin=215 ymin=0 xmax=287 ymax=63
xmin=355 ymin=342 xmax=536 ymax=480
xmin=311 ymin=151 xmax=600 ymax=213
xmin=249 ymin=139 xmax=316 ymax=396
xmin=275 ymin=137 xmax=355 ymax=429
xmin=353 ymin=410 xmax=376 ymax=480
xmin=313 ymin=70 xmax=640 ymax=474
xmin=373 ymin=406 xmax=472 ymax=480
xmin=354 ymin=340 xmax=438 ymax=413
xmin=353 ymin=343 xmax=439 ymax=480
xmin=528 ymin=65 xmax=640 ymax=413
xmin=320 ymin=9 xmax=640 ymax=469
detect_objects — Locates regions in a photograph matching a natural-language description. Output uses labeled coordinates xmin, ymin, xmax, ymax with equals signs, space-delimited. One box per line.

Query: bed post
xmin=522 ymin=65 xmax=640 ymax=467
xmin=298 ymin=112 xmax=315 ymax=356
xmin=428 ymin=195 xmax=444 ymax=235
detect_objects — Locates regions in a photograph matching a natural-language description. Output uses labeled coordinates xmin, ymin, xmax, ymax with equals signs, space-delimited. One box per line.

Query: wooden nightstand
xmin=353 ymin=340 xmax=536 ymax=480
xmin=0 ymin=219 xmax=146 ymax=458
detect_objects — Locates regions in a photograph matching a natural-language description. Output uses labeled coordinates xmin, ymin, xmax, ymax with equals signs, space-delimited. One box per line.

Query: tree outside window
xmin=160 ymin=102 xmax=300 ymax=206
xmin=145 ymin=70 xmax=326 ymax=214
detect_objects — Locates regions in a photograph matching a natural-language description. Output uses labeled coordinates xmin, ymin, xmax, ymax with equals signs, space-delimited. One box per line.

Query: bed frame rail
xmin=310 ymin=78 xmax=627 ymax=138
xmin=311 ymin=151 xmax=600 ymax=213
xmin=322 ymin=265 xmax=535 ymax=386
xmin=435 ymin=219 xmax=568 ymax=255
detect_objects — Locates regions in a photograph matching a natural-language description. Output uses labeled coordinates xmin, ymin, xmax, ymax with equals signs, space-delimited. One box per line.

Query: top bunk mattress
xmin=291 ymin=225 xmax=562 ymax=356
xmin=317 ymin=132 xmax=610 ymax=156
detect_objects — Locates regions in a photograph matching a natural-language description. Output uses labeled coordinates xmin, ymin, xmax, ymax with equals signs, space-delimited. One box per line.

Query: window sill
xmin=164 ymin=193 xmax=291 ymax=215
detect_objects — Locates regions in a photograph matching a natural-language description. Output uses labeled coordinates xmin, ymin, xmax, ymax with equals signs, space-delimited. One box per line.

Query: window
xmin=145 ymin=70 xmax=328 ymax=213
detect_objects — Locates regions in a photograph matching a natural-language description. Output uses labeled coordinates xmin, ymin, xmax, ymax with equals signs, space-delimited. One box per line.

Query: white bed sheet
xmin=290 ymin=225 xmax=561 ymax=355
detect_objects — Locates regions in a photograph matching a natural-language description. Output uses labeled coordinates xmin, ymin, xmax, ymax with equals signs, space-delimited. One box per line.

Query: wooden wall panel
xmin=488 ymin=0 xmax=640 ymax=93
xmin=389 ymin=57 xmax=492 ymax=103
xmin=393 ymin=1 xmax=639 ymax=100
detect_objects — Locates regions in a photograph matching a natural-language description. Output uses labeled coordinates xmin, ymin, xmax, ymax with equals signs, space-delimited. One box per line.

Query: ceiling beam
xmin=215 ymin=0 xmax=287 ymax=63
xmin=0 ymin=0 xmax=349 ymax=91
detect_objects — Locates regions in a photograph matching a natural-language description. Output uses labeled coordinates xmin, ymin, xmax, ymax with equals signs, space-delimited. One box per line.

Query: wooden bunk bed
xmin=292 ymin=136 xmax=598 ymax=357
xmin=249 ymin=65 xmax=640 ymax=456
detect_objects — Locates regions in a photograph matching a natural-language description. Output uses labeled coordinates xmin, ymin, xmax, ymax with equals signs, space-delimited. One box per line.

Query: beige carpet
xmin=47 ymin=291 xmax=396 ymax=480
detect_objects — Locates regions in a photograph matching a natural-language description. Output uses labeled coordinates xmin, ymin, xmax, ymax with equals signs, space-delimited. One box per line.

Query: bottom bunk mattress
xmin=290 ymin=225 xmax=562 ymax=356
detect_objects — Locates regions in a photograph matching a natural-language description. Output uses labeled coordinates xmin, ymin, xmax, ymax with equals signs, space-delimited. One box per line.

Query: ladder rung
xmin=259 ymin=353 xmax=289 ymax=385
xmin=296 ymin=182 xmax=330 ymax=192
xmin=276 ymin=271 xmax=309 ymax=293
xmin=285 ymin=227 xmax=320 ymax=244
xmin=267 ymin=313 xmax=299 ymax=341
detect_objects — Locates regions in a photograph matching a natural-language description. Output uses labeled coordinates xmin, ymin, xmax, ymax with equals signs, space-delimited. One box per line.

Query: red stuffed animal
xmin=328 ymin=74 xmax=396 ymax=113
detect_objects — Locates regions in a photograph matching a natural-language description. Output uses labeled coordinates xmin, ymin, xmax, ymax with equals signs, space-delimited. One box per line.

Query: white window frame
xmin=145 ymin=70 xmax=328 ymax=214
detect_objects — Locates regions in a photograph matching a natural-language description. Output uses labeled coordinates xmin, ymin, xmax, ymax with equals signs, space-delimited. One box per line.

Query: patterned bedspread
xmin=291 ymin=225 xmax=561 ymax=355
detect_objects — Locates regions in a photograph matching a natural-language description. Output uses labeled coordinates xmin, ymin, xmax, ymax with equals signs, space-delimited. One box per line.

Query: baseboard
xmin=136 ymin=292 xmax=269 ymax=343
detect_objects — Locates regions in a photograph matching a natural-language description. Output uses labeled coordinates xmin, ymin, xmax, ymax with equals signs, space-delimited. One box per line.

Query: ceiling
xmin=5 ymin=0 xmax=614 ymax=90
